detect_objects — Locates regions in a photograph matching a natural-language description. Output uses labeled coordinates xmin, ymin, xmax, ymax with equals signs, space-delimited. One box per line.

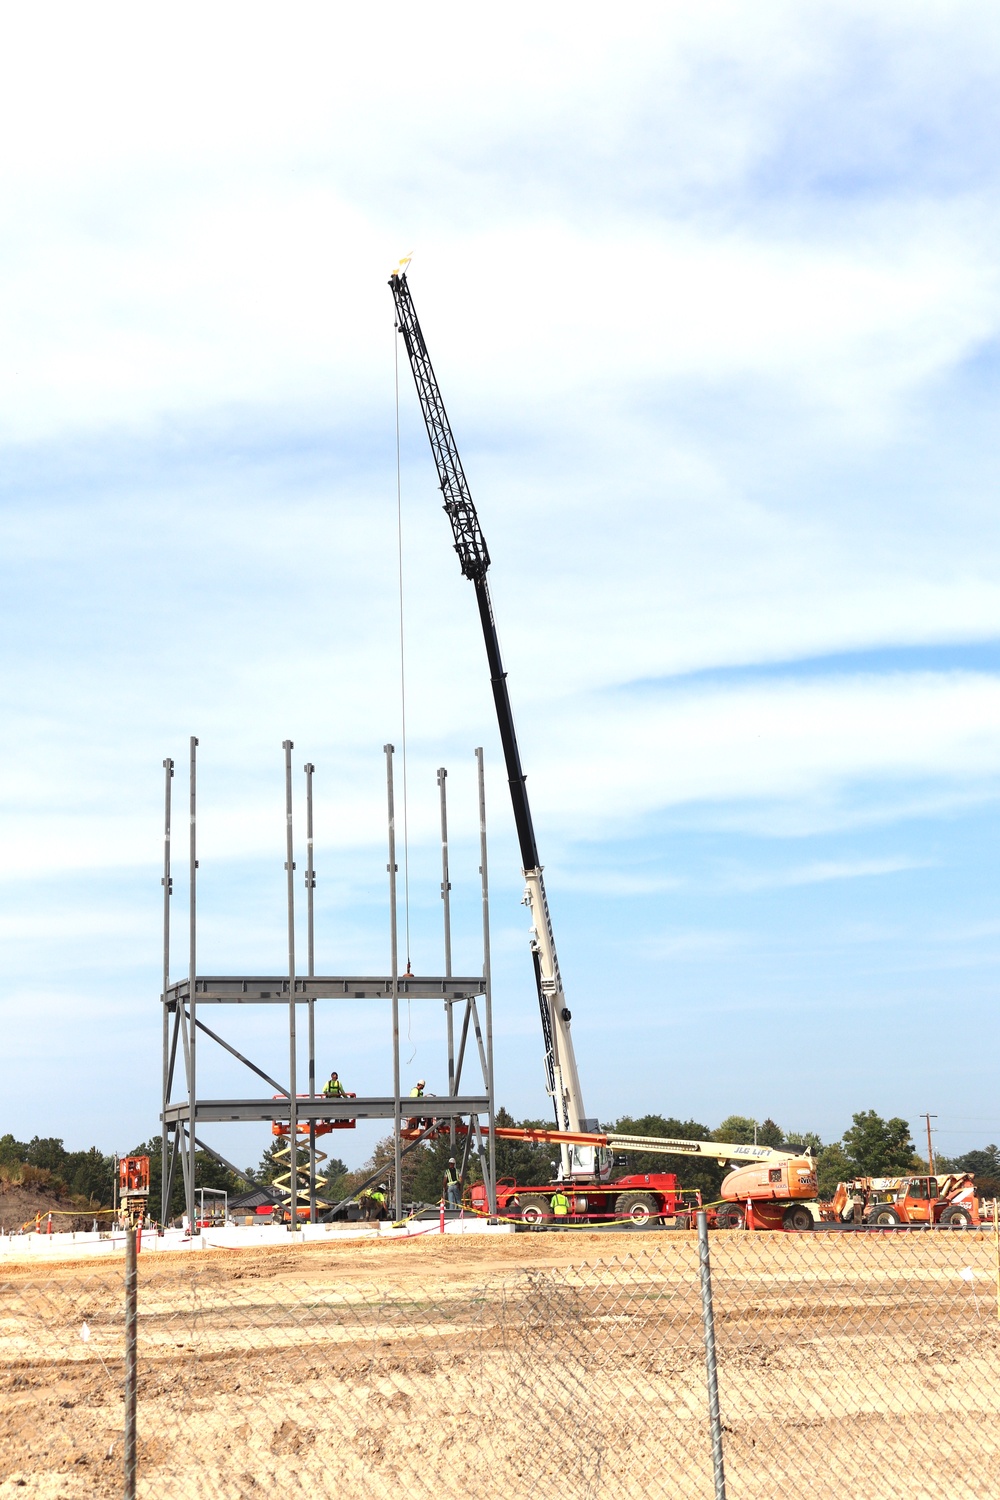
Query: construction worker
xmin=444 ymin=1157 xmax=461 ymax=1210
xmin=408 ymin=1079 xmax=431 ymax=1131
xmin=551 ymin=1188 xmax=570 ymax=1219
xmin=323 ymin=1071 xmax=347 ymax=1098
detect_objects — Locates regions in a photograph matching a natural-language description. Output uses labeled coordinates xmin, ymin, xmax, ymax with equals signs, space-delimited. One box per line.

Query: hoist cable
xmin=394 ymin=323 xmax=413 ymax=981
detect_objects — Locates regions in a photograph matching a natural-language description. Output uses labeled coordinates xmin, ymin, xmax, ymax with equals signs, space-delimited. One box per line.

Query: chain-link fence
xmin=3 ymin=1225 xmax=1000 ymax=1498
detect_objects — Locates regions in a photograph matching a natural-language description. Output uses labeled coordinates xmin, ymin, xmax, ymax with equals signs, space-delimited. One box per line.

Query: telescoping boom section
xmin=390 ymin=267 xmax=588 ymax=1157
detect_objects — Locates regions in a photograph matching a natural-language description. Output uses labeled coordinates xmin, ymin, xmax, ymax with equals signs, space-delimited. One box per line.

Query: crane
xmin=389 ymin=267 xmax=592 ymax=1164
xmin=389 ymin=268 xmax=827 ymax=1228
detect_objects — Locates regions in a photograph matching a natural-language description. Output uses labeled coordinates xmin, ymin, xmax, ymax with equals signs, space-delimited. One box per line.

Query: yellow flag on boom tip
xmin=392 ymin=251 xmax=413 ymax=277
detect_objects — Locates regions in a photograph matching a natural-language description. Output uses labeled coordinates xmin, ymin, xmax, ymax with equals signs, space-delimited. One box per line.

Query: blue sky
xmin=2 ymin=4 xmax=1000 ymax=1172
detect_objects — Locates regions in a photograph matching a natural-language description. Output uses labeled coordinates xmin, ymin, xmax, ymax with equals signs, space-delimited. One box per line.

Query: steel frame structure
xmin=160 ymin=739 xmax=498 ymax=1232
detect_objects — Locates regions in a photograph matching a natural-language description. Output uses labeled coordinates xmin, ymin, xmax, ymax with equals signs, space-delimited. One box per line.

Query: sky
xmin=2 ymin=3 xmax=999 ymax=1175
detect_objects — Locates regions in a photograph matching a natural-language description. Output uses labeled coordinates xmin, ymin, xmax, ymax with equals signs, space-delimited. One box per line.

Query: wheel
xmin=782 ymin=1204 xmax=814 ymax=1232
xmin=715 ymin=1203 xmax=745 ymax=1230
xmin=939 ymin=1204 xmax=973 ymax=1228
xmin=615 ymin=1192 xmax=658 ymax=1226
xmin=867 ymin=1205 xmax=901 ymax=1226
xmin=520 ymin=1201 xmax=549 ymax=1225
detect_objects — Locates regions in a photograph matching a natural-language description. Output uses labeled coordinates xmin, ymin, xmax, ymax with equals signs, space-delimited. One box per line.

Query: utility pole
xmin=922 ymin=1113 xmax=937 ymax=1175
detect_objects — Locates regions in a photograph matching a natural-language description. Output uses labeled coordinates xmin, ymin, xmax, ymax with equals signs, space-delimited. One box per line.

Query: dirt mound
xmin=0 ymin=1181 xmax=97 ymax=1235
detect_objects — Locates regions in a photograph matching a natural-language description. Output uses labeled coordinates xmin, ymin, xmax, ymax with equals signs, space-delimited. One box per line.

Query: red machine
xmin=826 ymin=1173 xmax=980 ymax=1227
xmin=118 ymin=1155 xmax=150 ymax=1225
xmin=470 ymin=1171 xmax=701 ymax=1226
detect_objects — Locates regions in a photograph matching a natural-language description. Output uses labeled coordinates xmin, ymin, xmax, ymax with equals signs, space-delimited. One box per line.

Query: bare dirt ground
xmin=3 ymin=1229 xmax=999 ymax=1500
xmin=0 ymin=1185 xmax=95 ymax=1236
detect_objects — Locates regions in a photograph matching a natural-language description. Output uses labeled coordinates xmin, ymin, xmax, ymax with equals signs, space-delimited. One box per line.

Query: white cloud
xmin=2 ymin=5 xmax=1000 ymax=1154
xmin=724 ymin=855 xmax=934 ymax=891
xmin=526 ymin=670 xmax=1000 ymax=833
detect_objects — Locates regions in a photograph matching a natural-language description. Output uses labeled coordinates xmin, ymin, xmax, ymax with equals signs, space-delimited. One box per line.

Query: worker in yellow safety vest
xmin=551 ymin=1189 xmax=570 ymax=1218
xmin=369 ymin=1184 xmax=388 ymax=1221
xmin=323 ymin=1071 xmax=347 ymax=1098
xmin=408 ymin=1079 xmax=431 ymax=1131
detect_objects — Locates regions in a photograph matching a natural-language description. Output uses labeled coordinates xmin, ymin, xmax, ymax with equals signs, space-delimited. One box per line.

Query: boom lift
xmin=389 ymin=267 xmax=820 ymax=1228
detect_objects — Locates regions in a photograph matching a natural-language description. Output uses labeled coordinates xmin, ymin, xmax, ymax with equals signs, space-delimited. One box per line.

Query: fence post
xmin=697 ymin=1209 xmax=727 ymax=1500
xmin=124 ymin=1224 xmax=138 ymax=1500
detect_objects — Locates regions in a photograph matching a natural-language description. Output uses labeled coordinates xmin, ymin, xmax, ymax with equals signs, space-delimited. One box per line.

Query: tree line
xmin=3 ymin=1109 xmax=997 ymax=1218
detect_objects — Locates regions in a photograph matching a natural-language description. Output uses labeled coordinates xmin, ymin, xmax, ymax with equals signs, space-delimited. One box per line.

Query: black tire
xmin=782 ymin=1204 xmax=814 ymax=1232
xmin=867 ymin=1205 xmax=901 ymax=1226
xmin=520 ymin=1201 xmax=549 ymax=1225
xmin=615 ymin=1191 xmax=658 ymax=1226
xmin=939 ymin=1203 xmax=973 ymax=1228
xmin=716 ymin=1203 xmax=745 ymax=1230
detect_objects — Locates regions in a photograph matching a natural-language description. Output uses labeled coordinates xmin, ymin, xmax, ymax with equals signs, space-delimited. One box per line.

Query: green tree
xmin=24 ymin=1137 xmax=69 ymax=1174
xmin=320 ymin=1155 xmax=349 ymax=1198
xmin=0 ymin=1133 xmax=29 ymax=1166
xmin=713 ymin=1116 xmax=759 ymax=1146
xmin=816 ymin=1142 xmax=853 ymax=1198
xmin=66 ymin=1147 xmax=116 ymax=1204
xmin=842 ymin=1111 xmax=914 ymax=1177
xmin=784 ymin=1131 xmax=823 ymax=1154
xmin=949 ymin=1146 xmax=1000 ymax=1197
xmin=255 ymin=1142 xmax=285 ymax=1184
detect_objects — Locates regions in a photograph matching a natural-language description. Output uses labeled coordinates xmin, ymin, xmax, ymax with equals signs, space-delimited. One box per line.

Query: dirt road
xmin=3 ymin=1228 xmax=999 ymax=1499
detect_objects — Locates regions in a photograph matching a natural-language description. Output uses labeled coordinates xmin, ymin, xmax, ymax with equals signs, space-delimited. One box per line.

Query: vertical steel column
xmin=160 ymin=757 xmax=173 ymax=1227
xmin=475 ymin=748 xmax=497 ymax=1219
xmin=304 ymin=761 xmax=317 ymax=1224
xmin=385 ymin=744 xmax=402 ymax=1220
xmin=697 ymin=1209 xmax=728 ymax=1500
xmin=124 ymin=1224 xmax=138 ymax=1499
xmin=438 ymin=767 xmax=453 ymax=977
xmin=438 ymin=766 xmax=455 ymax=1149
xmin=187 ymin=736 xmax=198 ymax=1238
xmin=283 ymin=741 xmax=298 ymax=1233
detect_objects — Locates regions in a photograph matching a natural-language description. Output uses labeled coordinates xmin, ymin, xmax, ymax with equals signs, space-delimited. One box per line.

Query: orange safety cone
xmin=745 ymin=1198 xmax=755 ymax=1232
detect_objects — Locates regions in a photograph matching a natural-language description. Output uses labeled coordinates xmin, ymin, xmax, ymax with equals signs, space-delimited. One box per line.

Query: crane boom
xmin=390 ymin=269 xmax=589 ymax=1142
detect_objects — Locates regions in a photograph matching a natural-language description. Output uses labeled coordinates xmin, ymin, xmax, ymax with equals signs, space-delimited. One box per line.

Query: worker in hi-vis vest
xmin=409 ymin=1079 xmax=425 ymax=1098
xmin=323 ymin=1071 xmax=347 ymax=1098
xmin=551 ymin=1189 xmax=570 ymax=1217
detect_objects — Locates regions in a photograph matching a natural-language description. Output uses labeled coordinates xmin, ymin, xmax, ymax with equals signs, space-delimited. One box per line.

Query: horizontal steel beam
xmin=162 ymin=1095 xmax=491 ymax=1125
xmin=163 ymin=974 xmax=484 ymax=1007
